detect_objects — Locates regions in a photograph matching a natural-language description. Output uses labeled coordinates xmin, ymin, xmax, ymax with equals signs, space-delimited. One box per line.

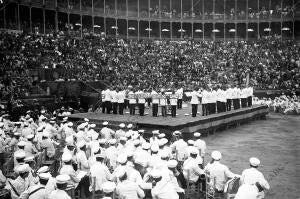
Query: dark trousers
xmin=247 ymin=96 xmax=252 ymax=107
xmin=107 ymin=101 xmax=112 ymax=114
xmin=202 ymin=104 xmax=207 ymax=116
xmin=129 ymin=104 xmax=135 ymax=115
xmin=241 ymin=98 xmax=247 ymax=108
xmin=192 ymin=104 xmax=198 ymax=117
xmin=177 ymin=99 xmax=183 ymax=109
xmin=161 ymin=106 xmax=167 ymax=117
xmin=147 ymin=98 xmax=152 ymax=107
xmin=152 ymin=104 xmax=158 ymax=117
xmin=112 ymin=102 xmax=118 ymax=114
xmin=171 ymin=105 xmax=176 ymax=117
xmin=124 ymin=99 xmax=129 ymax=109
xmin=217 ymin=101 xmax=226 ymax=113
xmin=118 ymin=103 xmax=124 ymax=115
xmin=102 ymin=101 xmax=107 ymax=113
xmin=226 ymin=99 xmax=232 ymax=111
xmin=76 ymin=175 xmax=90 ymax=198
xmin=233 ymin=99 xmax=240 ymax=110
xmin=138 ymin=103 xmax=145 ymax=116
xmin=208 ymin=103 xmax=216 ymax=114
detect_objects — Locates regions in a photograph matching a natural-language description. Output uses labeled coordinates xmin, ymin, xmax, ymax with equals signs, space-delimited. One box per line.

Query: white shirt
xmin=202 ymin=90 xmax=208 ymax=104
xmin=190 ymin=91 xmax=202 ymax=104
xmin=151 ymin=91 xmax=159 ymax=104
xmin=103 ymin=89 xmax=111 ymax=102
xmin=136 ymin=91 xmax=146 ymax=104
xmin=176 ymin=88 xmax=183 ymax=99
xmin=105 ymin=146 xmax=118 ymax=169
xmin=116 ymin=180 xmax=145 ymax=199
xmin=117 ymin=91 xmax=126 ymax=103
xmin=183 ymin=157 xmax=204 ymax=183
xmin=194 ymin=139 xmax=206 ymax=156
xmin=128 ymin=91 xmax=136 ymax=104
xmin=208 ymin=161 xmax=235 ymax=191
xmin=234 ymin=184 xmax=259 ymax=199
xmin=20 ymin=184 xmax=48 ymax=199
xmin=90 ymin=162 xmax=112 ymax=191
xmin=170 ymin=94 xmax=178 ymax=106
xmin=151 ymin=178 xmax=179 ymax=199
xmin=100 ymin=127 xmax=114 ymax=140
xmin=241 ymin=168 xmax=270 ymax=190
xmin=171 ymin=139 xmax=187 ymax=161
xmin=49 ymin=190 xmax=71 ymax=199
xmin=76 ymin=150 xmax=89 ymax=172
xmin=110 ymin=90 xmax=118 ymax=103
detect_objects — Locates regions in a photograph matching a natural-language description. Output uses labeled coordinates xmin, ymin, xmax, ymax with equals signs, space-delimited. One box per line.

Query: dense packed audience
xmin=0 ymin=108 xmax=270 ymax=199
xmin=0 ymin=31 xmax=299 ymax=97
xmin=253 ymin=94 xmax=300 ymax=115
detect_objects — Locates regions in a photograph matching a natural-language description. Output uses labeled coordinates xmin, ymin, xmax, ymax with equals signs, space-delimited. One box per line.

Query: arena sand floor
xmin=199 ymin=112 xmax=300 ymax=199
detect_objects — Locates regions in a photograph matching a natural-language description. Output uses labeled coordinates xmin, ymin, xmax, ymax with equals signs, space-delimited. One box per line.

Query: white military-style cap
xmin=37 ymin=126 xmax=44 ymax=132
xmin=62 ymin=152 xmax=72 ymax=162
xmin=142 ymin=142 xmax=151 ymax=150
xmin=102 ymin=181 xmax=116 ymax=193
xmin=119 ymin=123 xmax=125 ymax=128
xmin=158 ymin=133 xmax=165 ymax=138
xmin=190 ymin=147 xmax=198 ymax=155
xmin=133 ymin=139 xmax=140 ymax=146
xmin=56 ymin=174 xmax=70 ymax=184
xmin=16 ymin=164 xmax=30 ymax=173
xmin=39 ymin=172 xmax=52 ymax=180
xmin=17 ymin=141 xmax=27 ymax=147
xmin=67 ymin=122 xmax=73 ymax=127
xmin=115 ymin=168 xmax=126 ymax=178
xmin=102 ymin=121 xmax=108 ymax=126
xmin=26 ymin=134 xmax=34 ymax=139
xmin=99 ymin=139 xmax=106 ymax=144
xmin=167 ymin=159 xmax=178 ymax=168
xmin=151 ymin=169 xmax=162 ymax=178
xmin=120 ymin=137 xmax=127 ymax=141
xmin=24 ymin=156 xmax=35 ymax=162
xmin=127 ymin=124 xmax=133 ymax=128
xmin=84 ymin=118 xmax=89 ymax=122
xmin=77 ymin=140 xmax=86 ymax=148
xmin=151 ymin=144 xmax=159 ymax=152
xmin=117 ymin=154 xmax=127 ymax=164
xmin=37 ymin=166 xmax=49 ymax=174
xmin=187 ymin=140 xmax=195 ymax=145
xmin=152 ymin=130 xmax=159 ymax=135
xmin=42 ymin=131 xmax=50 ymax=138
xmin=90 ymin=124 xmax=96 ymax=128
xmin=194 ymin=132 xmax=201 ymax=137
xmin=249 ymin=157 xmax=260 ymax=167
xmin=109 ymin=139 xmax=117 ymax=145
xmin=15 ymin=151 xmax=26 ymax=159
xmin=211 ymin=151 xmax=222 ymax=160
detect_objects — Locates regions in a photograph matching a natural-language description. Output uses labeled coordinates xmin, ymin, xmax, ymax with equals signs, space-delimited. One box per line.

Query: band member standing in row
xmin=160 ymin=92 xmax=167 ymax=117
xmin=111 ymin=87 xmax=118 ymax=114
xmin=202 ymin=89 xmax=208 ymax=116
xmin=247 ymin=87 xmax=253 ymax=107
xmin=190 ymin=89 xmax=202 ymax=117
xmin=151 ymin=89 xmax=159 ymax=117
xmin=216 ymin=88 xmax=227 ymax=113
xmin=240 ymin=88 xmax=248 ymax=108
xmin=137 ymin=89 xmax=146 ymax=116
xmin=117 ymin=88 xmax=126 ymax=115
xmin=128 ymin=89 xmax=136 ymax=115
xmin=170 ymin=91 xmax=178 ymax=118
xmin=226 ymin=86 xmax=233 ymax=111
xmin=102 ymin=87 xmax=112 ymax=114
xmin=176 ymin=87 xmax=184 ymax=109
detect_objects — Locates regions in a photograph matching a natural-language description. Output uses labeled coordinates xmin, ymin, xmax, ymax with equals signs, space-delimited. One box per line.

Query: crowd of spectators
xmin=1 ymin=30 xmax=299 ymax=94
xmin=253 ymin=94 xmax=300 ymax=115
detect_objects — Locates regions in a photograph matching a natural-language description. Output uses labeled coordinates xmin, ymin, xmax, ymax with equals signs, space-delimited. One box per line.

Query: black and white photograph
xmin=0 ymin=0 xmax=299 ymax=198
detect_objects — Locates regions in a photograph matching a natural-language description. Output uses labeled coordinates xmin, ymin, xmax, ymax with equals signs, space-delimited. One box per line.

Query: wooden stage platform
xmin=68 ymin=104 xmax=269 ymax=136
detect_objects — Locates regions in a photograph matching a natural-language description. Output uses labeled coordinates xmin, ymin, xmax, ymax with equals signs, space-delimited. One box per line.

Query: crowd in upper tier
xmin=1 ymin=31 xmax=299 ymax=101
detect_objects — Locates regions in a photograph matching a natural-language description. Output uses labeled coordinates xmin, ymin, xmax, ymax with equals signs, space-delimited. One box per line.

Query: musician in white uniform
xmin=190 ymin=89 xmax=202 ymax=117
xmin=170 ymin=91 xmax=178 ymax=118
xmin=110 ymin=87 xmax=118 ymax=114
xmin=151 ymin=89 xmax=159 ymax=117
xmin=117 ymin=88 xmax=126 ymax=115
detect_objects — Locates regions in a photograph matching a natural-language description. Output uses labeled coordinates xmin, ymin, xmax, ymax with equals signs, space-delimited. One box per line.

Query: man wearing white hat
xmin=21 ymin=123 xmax=34 ymax=138
xmin=14 ymin=141 xmax=26 ymax=167
xmin=117 ymin=88 xmax=126 ymax=115
xmin=182 ymin=147 xmax=204 ymax=184
xmin=5 ymin=164 xmax=30 ymax=199
xmin=40 ymin=131 xmax=55 ymax=158
xmin=115 ymin=168 xmax=145 ymax=199
xmin=100 ymin=122 xmax=115 ymax=140
xmin=24 ymin=134 xmax=39 ymax=157
xmin=76 ymin=141 xmax=90 ymax=172
xmin=105 ymin=139 xmax=118 ymax=169
xmin=170 ymin=132 xmax=188 ymax=162
xmin=193 ymin=132 xmax=206 ymax=158
xmin=19 ymin=172 xmax=51 ymax=199
xmin=128 ymin=88 xmax=137 ymax=115
xmin=167 ymin=159 xmax=185 ymax=196
xmin=49 ymin=175 xmax=71 ymax=199
xmin=89 ymin=154 xmax=113 ymax=192
xmin=59 ymin=152 xmax=80 ymax=187
xmin=115 ymin=123 xmax=126 ymax=140
xmin=240 ymin=157 xmax=270 ymax=198
xmin=102 ymin=87 xmax=112 ymax=114
xmin=206 ymin=151 xmax=236 ymax=193
xmin=151 ymin=169 xmax=179 ymax=199
xmin=37 ymin=166 xmax=56 ymax=193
